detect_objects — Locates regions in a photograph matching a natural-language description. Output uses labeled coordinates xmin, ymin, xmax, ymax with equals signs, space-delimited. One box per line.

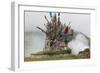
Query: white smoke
xmin=68 ymin=33 xmax=89 ymax=55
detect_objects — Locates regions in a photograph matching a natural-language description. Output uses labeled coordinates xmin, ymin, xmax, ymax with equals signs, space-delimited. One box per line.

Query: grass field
xmin=24 ymin=49 xmax=90 ymax=62
xmin=24 ymin=54 xmax=89 ymax=62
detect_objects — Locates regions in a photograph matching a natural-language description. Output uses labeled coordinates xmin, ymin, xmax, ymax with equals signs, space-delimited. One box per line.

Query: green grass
xmin=37 ymin=49 xmax=71 ymax=56
xmin=24 ymin=49 xmax=90 ymax=62
xmin=24 ymin=54 xmax=82 ymax=62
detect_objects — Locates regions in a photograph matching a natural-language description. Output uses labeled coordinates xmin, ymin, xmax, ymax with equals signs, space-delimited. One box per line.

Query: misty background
xmin=24 ymin=11 xmax=90 ymax=57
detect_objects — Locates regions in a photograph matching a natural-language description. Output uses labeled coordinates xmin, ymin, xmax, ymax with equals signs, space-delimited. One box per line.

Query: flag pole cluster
xmin=36 ymin=12 xmax=74 ymax=50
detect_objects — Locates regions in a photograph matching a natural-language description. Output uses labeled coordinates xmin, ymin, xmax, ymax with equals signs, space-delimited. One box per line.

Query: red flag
xmin=64 ymin=26 xmax=69 ymax=33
